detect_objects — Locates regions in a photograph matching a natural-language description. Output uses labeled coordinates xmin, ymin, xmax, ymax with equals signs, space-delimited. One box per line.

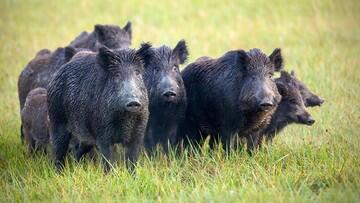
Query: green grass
xmin=1 ymin=0 xmax=360 ymax=202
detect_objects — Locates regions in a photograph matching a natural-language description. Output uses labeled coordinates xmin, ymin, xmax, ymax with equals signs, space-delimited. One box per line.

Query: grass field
xmin=1 ymin=0 xmax=360 ymax=202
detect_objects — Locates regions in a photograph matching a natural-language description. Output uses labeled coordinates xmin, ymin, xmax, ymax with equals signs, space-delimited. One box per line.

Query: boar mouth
xmin=257 ymin=103 xmax=276 ymax=112
xmin=162 ymin=91 xmax=177 ymax=102
xmin=125 ymin=101 xmax=142 ymax=113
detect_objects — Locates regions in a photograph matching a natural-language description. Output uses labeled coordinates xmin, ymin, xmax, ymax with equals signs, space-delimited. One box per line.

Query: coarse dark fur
xmin=179 ymin=48 xmax=283 ymax=151
xmin=18 ymin=47 xmax=81 ymax=110
xmin=141 ymin=40 xmax=188 ymax=154
xmin=21 ymin=88 xmax=49 ymax=153
xmin=47 ymin=45 xmax=150 ymax=173
xmin=18 ymin=46 xmax=87 ymax=142
xmin=69 ymin=22 xmax=132 ymax=51
xmin=19 ymin=22 xmax=131 ymax=142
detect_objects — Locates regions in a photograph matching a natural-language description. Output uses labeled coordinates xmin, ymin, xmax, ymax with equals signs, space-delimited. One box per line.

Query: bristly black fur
xmin=178 ymin=48 xmax=283 ymax=152
xmin=142 ymin=40 xmax=189 ymax=154
xmin=47 ymin=45 xmax=150 ymax=173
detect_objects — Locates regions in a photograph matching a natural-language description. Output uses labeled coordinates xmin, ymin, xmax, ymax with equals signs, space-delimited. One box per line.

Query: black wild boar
xmin=289 ymin=70 xmax=324 ymax=107
xmin=141 ymin=40 xmax=188 ymax=154
xmin=180 ymin=48 xmax=283 ymax=151
xmin=21 ymin=87 xmax=49 ymax=153
xmin=47 ymin=45 xmax=150 ymax=172
xmin=69 ymin=22 xmax=132 ymax=51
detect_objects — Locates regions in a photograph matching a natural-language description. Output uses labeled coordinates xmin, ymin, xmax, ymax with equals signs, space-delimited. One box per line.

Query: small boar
xmin=289 ymin=70 xmax=324 ymax=107
xmin=262 ymin=71 xmax=315 ymax=143
xmin=69 ymin=22 xmax=132 ymax=51
xmin=247 ymin=71 xmax=316 ymax=151
xmin=179 ymin=48 xmax=283 ymax=151
xmin=141 ymin=40 xmax=188 ymax=154
xmin=21 ymin=87 xmax=49 ymax=153
xmin=47 ymin=45 xmax=150 ymax=173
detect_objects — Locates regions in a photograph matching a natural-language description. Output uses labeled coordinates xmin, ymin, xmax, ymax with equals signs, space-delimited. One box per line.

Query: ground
xmin=0 ymin=0 xmax=359 ymax=202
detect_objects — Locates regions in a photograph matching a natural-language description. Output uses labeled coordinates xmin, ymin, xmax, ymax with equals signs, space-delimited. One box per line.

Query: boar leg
xmin=246 ymin=132 xmax=261 ymax=155
xmin=75 ymin=144 xmax=94 ymax=161
xmin=51 ymin=124 xmax=71 ymax=171
xmin=161 ymin=128 xmax=177 ymax=155
xmin=20 ymin=124 xmax=24 ymax=143
xmin=27 ymin=136 xmax=36 ymax=154
xmin=97 ymin=140 xmax=113 ymax=174
xmin=125 ymin=137 xmax=142 ymax=174
xmin=23 ymin=126 xmax=36 ymax=154
xmin=220 ymin=130 xmax=233 ymax=154
xmin=144 ymin=128 xmax=156 ymax=156
xmin=209 ymin=134 xmax=221 ymax=150
xmin=126 ymin=120 xmax=146 ymax=173
xmin=265 ymin=133 xmax=275 ymax=144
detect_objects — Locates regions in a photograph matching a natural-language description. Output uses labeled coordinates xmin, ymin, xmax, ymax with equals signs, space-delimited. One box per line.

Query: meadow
xmin=0 ymin=0 xmax=359 ymax=202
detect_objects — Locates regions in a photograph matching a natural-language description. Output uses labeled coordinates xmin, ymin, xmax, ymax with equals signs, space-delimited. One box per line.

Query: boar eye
xmin=173 ymin=65 xmax=179 ymax=72
xmin=268 ymin=72 xmax=274 ymax=79
xmin=251 ymin=75 xmax=256 ymax=80
xmin=135 ymin=69 xmax=141 ymax=76
xmin=154 ymin=67 xmax=160 ymax=73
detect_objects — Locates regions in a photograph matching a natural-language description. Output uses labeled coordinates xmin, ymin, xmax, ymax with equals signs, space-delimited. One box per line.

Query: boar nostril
xmin=162 ymin=91 xmax=177 ymax=98
xmin=125 ymin=101 xmax=142 ymax=112
xmin=259 ymin=101 xmax=273 ymax=110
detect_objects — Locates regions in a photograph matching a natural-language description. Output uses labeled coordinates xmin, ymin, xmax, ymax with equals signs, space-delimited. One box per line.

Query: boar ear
xmin=291 ymin=70 xmax=295 ymax=76
xmin=94 ymin=24 xmax=104 ymax=34
xmin=173 ymin=40 xmax=189 ymax=64
xmin=97 ymin=46 xmax=120 ymax=72
xmin=94 ymin=24 xmax=106 ymax=40
xmin=237 ymin=50 xmax=249 ymax=70
xmin=123 ymin=21 xmax=132 ymax=39
xmin=280 ymin=71 xmax=292 ymax=81
xmin=64 ymin=46 xmax=77 ymax=62
xmin=35 ymin=49 xmax=51 ymax=57
xmin=269 ymin=48 xmax=283 ymax=72
xmin=276 ymin=82 xmax=288 ymax=96
xmin=136 ymin=42 xmax=153 ymax=66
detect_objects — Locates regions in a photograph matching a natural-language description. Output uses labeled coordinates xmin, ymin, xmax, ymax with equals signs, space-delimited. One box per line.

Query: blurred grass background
xmin=0 ymin=0 xmax=359 ymax=202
